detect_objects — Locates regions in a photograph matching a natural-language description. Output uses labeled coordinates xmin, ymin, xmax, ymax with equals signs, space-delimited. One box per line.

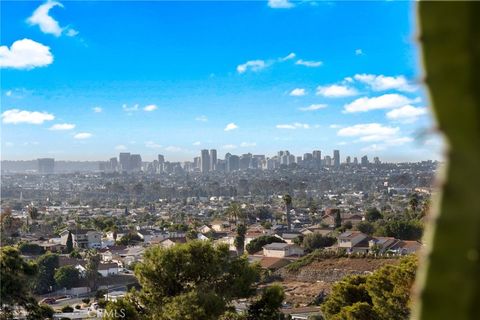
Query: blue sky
xmin=1 ymin=0 xmax=442 ymax=162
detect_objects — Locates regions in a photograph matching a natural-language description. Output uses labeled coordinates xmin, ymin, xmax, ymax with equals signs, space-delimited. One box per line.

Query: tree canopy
xmin=321 ymin=256 xmax=417 ymax=320
xmin=246 ymin=235 xmax=285 ymax=254
xmin=123 ymin=240 xmax=260 ymax=320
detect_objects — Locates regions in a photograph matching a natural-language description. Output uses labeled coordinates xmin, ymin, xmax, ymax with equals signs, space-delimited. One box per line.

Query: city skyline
xmin=1 ymin=1 xmax=443 ymax=162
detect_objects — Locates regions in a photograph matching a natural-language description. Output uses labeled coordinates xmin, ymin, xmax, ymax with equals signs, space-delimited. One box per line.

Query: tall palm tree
xmin=283 ymin=194 xmax=293 ymax=231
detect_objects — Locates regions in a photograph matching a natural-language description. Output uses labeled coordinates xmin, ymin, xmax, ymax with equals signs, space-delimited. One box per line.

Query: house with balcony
xmin=60 ymin=229 xmax=102 ymax=249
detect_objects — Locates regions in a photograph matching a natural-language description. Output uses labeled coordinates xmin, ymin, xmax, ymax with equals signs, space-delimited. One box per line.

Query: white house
xmin=263 ymin=243 xmax=304 ymax=258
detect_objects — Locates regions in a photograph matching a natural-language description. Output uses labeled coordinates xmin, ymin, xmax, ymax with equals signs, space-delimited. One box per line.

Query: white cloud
xmin=299 ymin=104 xmax=327 ymax=112
xmin=386 ymin=105 xmax=427 ymax=123
xmin=361 ymin=136 xmax=413 ymax=152
xmin=74 ymin=132 xmax=92 ymax=139
xmin=0 ymin=39 xmax=53 ymax=69
xmin=5 ymin=142 xmax=14 ymax=147
xmin=279 ymin=52 xmax=296 ymax=61
xmin=276 ymin=122 xmax=310 ymax=129
xmin=240 ymin=142 xmax=257 ymax=147
xmin=49 ymin=123 xmax=75 ymax=130
xmin=122 ymin=104 xmax=139 ymax=112
xmin=193 ymin=141 xmax=201 ymax=146
xmin=329 ymin=124 xmax=342 ymax=129
xmin=268 ymin=0 xmax=294 ymax=8
xmin=354 ymin=74 xmax=417 ymax=92
xmin=27 ymin=0 xmax=78 ymax=37
xmin=165 ymin=146 xmax=182 ymax=152
xmin=289 ymin=88 xmax=306 ymax=96
xmin=143 ymin=104 xmax=158 ymax=112
xmin=115 ymin=145 xmax=127 ymax=151
xmin=195 ymin=115 xmax=208 ymax=122
xmin=145 ymin=141 xmax=162 ymax=149
xmin=224 ymin=122 xmax=238 ymax=131
xmin=295 ymin=59 xmax=322 ymax=67
xmin=316 ymin=84 xmax=358 ymax=97
xmin=343 ymin=94 xmax=417 ymax=113
xmin=66 ymin=29 xmax=79 ymax=37
xmin=1 ymin=109 xmax=54 ymax=124
xmin=223 ymin=144 xmax=237 ymax=150
xmin=237 ymin=60 xmax=266 ymax=73
xmin=93 ymin=107 xmax=102 ymax=113
xmin=5 ymin=90 xmax=12 ymax=97
xmin=387 ymin=137 xmax=414 ymax=145
xmin=355 ymin=49 xmax=364 ymax=56
xmin=338 ymin=123 xmax=399 ymax=138
xmin=27 ymin=0 xmax=64 ymax=36
xmin=361 ymin=144 xmax=385 ymax=152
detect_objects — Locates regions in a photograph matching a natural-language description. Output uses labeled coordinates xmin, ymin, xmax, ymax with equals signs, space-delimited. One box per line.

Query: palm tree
xmin=283 ymin=194 xmax=293 ymax=231
xmin=227 ymin=202 xmax=242 ymax=225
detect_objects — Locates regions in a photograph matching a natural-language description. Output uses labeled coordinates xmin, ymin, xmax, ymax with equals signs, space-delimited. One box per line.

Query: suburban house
xmin=263 ymin=243 xmax=304 ymax=258
xmin=337 ymin=231 xmax=369 ymax=253
xmin=159 ymin=237 xmax=187 ymax=248
xmin=278 ymin=232 xmax=301 ymax=244
xmin=60 ymin=229 xmax=102 ymax=249
xmin=101 ymin=245 xmax=144 ymax=267
xmin=338 ymin=231 xmax=422 ymax=255
xmin=97 ymin=262 xmax=119 ymax=277
xmin=136 ymin=229 xmax=168 ymax=244
xmin=300 ymin=226 xmax=333 ymax=237
xmin=105 ymin=229 xmax=129 ymax=242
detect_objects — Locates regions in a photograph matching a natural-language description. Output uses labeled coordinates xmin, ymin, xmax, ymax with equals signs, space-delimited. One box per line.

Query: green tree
xmin=66 ymin=231 xmax=74 ymax=253
xmin=322 ymin=256 xmax=417 ymax=320
xmin=54 ymin=265 xmax=80 ymax=289
xmin=283 ymin=194 xmax=293 ymax=230
xmin=103 ymin=298 xmax=140 ymax=320
xmin=85 ymin=250 xmax=101 ymax=290
xmin=234 ymin=224 xmax=247 ymax=255
xmin=334 ymin=210 xmax=342 ymax=229
xmin=0 ymin=247 xmax=39 ymax=318
xmin=28 ymin=206 xmax=40 ymax=220
xmin=321 ymin=275 xmax=372 ymax=319
xmin=355 ymin=222 xmax=375 ymax=235
xmin=245 ymin=235 xmax=285 ymax=254
xmin=246 ymin=284 xmax=285 ymax=320
xmin=33 ymin=253 xmax=59 ymax=294
xmin=133 ymin=240 xmax=260 ymax=319
xmin=117 ymin=233 xmax=143 ymax=245
xmin=18 ymin=242 xmax=45 ymax=255
xmin=365 ymin=208 xmax=383 ymax=222
xmin=302 ymin=233 xmax=337 ymax=252
xmin=227 ymin=202 xmax=243 ymax=225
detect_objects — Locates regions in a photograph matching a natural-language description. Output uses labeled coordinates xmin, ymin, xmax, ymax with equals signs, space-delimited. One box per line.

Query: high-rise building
xmin=193 ymin=157 xmax=201 ymax=171
xmin=201 ymin=149 xmax=210 ymax=173
xmin=353 ymin=157 xmax=358 ymax=165
xmin=130 ymin=154 xmax=142 ymax=172
xmin=312 ymin=150 xmax=322 ymax=167
xmin=325 ymin=156 xmax=332 ymax=166
xmin=226 ymin=155 xmax=239 ymax=172
xmin=119 ymin=153 xmax=131 ymax=172
xmin=109 ymin=157 xmax=118 ymax=172
xmin=210 ymin=149 xmax=217 ymax=171
xmin=303 ymin=153 xmax=313 ymax=161
xmin=37 ymin=158 xmax=55 ymax=174
xmin=361 ymin=155 xmax=369 ymax=166
xmin=374 ymin=157 xmax=381 ymax=165
xmin=346 ymin=156 xmax=351 ymax=165
xmin=158 ymin=154 xmax=165 ymax=163
xmin=333 ymin=150 xmax=340 ymax=167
